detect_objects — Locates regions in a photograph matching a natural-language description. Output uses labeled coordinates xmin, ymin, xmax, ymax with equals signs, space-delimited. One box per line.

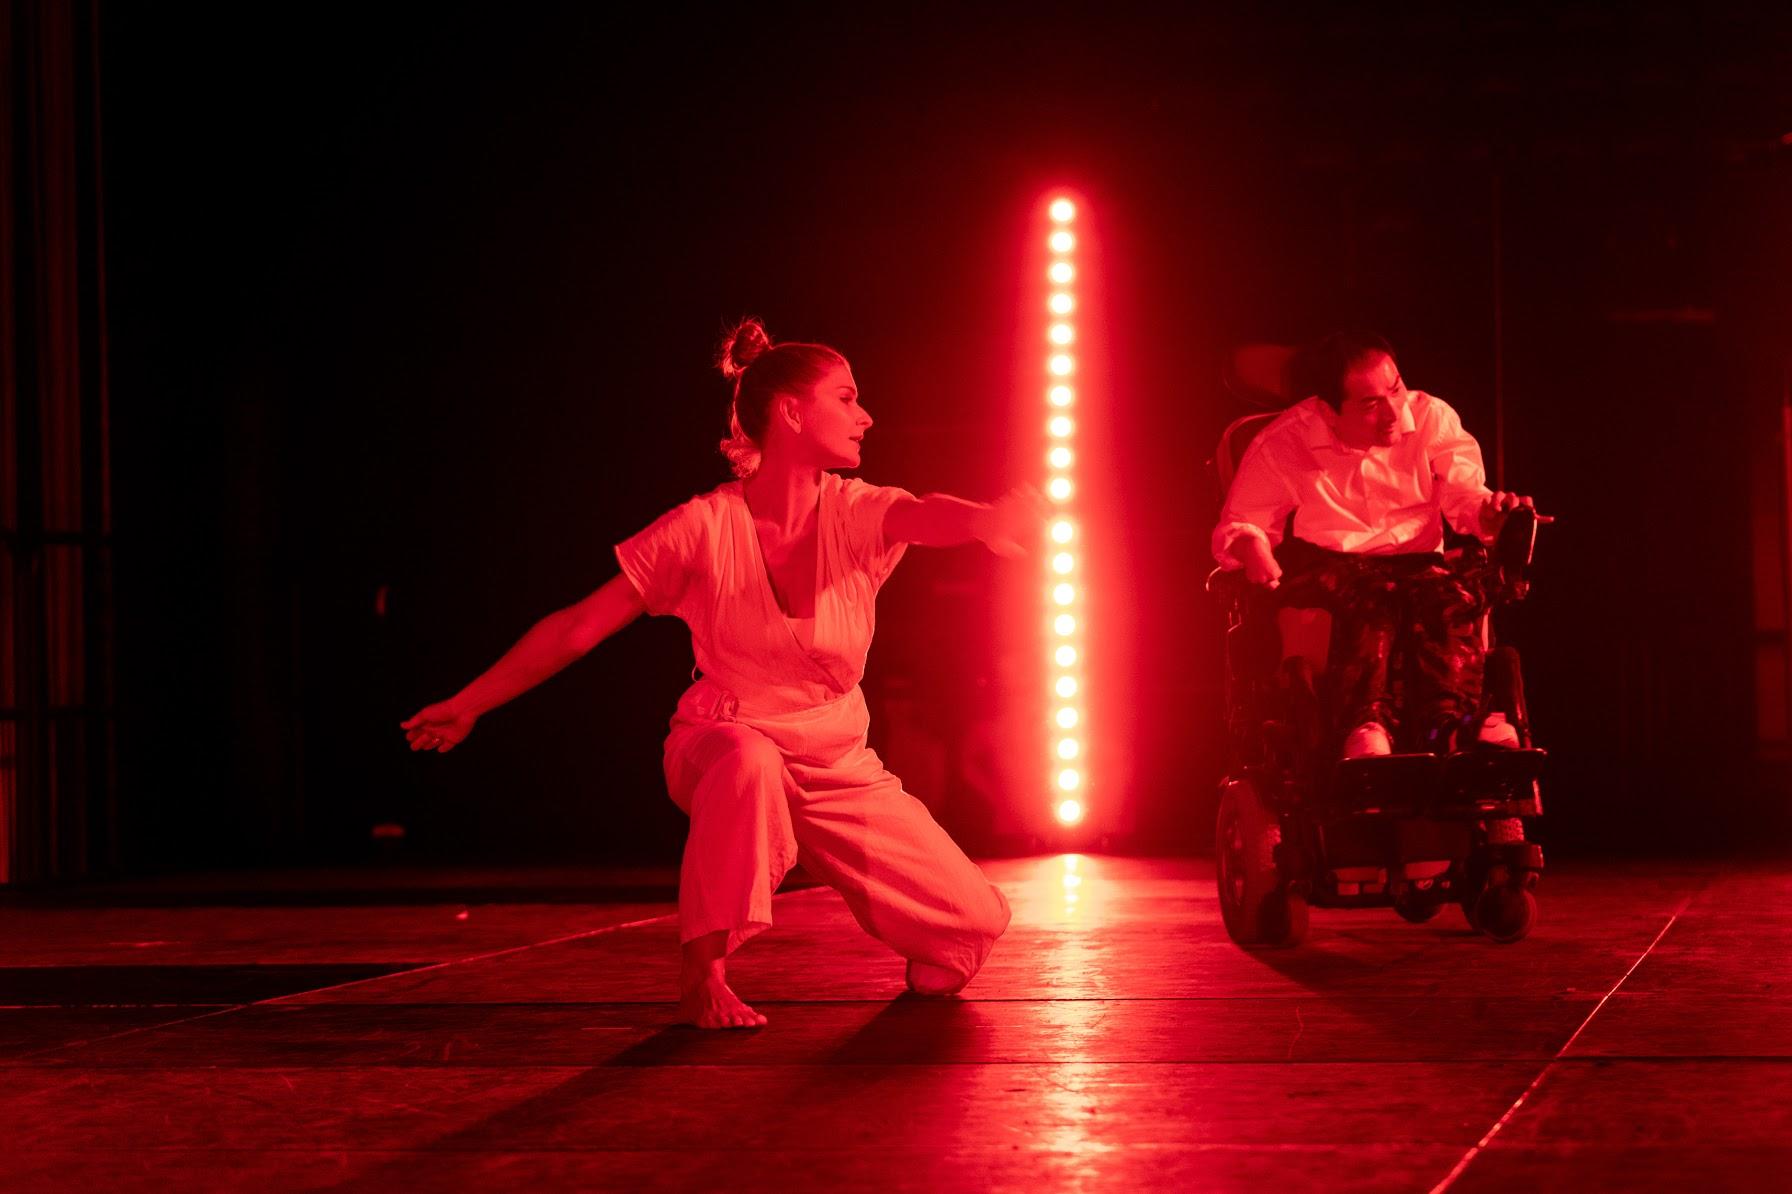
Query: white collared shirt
xmin=1212 ymin=390 xmax=1492 ymax=564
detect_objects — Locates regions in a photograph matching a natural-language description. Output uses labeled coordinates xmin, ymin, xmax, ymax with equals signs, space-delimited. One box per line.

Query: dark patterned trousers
xmin=1276 ymin=538 xmax=1486 ymax=751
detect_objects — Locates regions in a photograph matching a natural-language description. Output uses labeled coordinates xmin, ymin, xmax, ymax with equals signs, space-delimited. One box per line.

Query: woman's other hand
xmin=976 ymin=485 xmax=1050 ymax=558
xmin=401 ymin=701 xmax=478 ymax=753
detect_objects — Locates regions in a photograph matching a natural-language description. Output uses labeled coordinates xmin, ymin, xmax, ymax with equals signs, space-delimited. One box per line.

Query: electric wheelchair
xmin=1208 ymin=411 xmax=1547 ymax=947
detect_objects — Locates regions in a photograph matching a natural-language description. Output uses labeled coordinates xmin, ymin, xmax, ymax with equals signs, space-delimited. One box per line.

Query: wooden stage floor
xmin=2 ymin=855 xmax=1788 ymax=1191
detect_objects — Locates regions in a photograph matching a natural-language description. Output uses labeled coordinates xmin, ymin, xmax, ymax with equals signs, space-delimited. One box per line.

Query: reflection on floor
xmin=2 ymin=855 xmax=1788 ymax=1191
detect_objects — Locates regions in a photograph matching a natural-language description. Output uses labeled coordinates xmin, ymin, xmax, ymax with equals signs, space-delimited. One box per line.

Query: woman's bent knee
xmin=967 ymin=879 xmax=1013 ymax=944
xmin=688 ymin=725 xmax=784 ymax=785
xmin=909 ymin=883 xmax=1011 ymax=995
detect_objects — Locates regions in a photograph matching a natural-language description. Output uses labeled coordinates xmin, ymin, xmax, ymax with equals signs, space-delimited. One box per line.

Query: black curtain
xmin=0 ymin=0 xmax=114 ymax=883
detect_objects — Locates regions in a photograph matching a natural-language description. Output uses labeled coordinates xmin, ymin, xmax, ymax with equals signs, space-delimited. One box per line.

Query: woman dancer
xmin=402 ymin=319 xmax=1038 ymax=1029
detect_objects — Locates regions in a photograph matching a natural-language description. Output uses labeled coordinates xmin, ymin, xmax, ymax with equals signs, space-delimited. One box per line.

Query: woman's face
xmin=790 ymin=360 xmax=872 ymax=469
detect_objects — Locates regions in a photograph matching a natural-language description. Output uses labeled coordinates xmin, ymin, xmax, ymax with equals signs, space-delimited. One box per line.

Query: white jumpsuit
xmin=615 ymin=473 xmax=1012 ymax=993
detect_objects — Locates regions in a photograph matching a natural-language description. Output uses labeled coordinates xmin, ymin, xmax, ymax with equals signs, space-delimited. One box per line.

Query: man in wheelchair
xmin=1209 ymin=330 xmax=1547 ymax=945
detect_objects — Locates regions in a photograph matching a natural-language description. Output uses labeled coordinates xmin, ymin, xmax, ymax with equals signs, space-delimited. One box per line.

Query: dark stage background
xmin=81 ymin=4 xmax=1792 ymax=874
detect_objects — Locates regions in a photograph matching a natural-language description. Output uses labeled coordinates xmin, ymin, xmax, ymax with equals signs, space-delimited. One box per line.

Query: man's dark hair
xmin=1286 ymin=330 xmax=1397 ymax=410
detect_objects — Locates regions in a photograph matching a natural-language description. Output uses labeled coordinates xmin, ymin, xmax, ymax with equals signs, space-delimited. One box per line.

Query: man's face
xmin=1334 ymin=351 xmax=1407 ymax=449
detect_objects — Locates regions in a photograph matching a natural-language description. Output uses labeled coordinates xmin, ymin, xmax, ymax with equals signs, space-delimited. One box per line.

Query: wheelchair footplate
xmin=1330 ymin=749 xmax=1545 ymax=819
xmin=1439 ymin=748 xmax=1546 ymax=818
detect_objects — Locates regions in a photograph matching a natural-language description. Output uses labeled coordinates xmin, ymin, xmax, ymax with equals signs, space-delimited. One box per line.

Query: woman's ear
xmin=776 ymin=395 xmax=803 ymax=435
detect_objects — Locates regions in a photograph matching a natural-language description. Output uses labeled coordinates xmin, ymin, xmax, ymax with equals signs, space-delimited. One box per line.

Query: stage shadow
xmin=599 ymin=993 xmax=991 ymax=1068
xmin=603 ymin=1020 xmax=770 ymax=1067
xmin=820 ymin=991 xmax=990 ymax=1066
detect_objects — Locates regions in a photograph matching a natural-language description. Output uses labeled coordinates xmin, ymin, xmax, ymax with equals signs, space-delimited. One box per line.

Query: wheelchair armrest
xmin=1206 ymin=566 xmax=1249 ymax=601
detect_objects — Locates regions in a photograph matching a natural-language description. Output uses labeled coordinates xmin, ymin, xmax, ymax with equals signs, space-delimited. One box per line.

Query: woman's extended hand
xmin=976 ymin=486 xmax=1050 ymax=558
xmin=401 ymin=700 xmax=479 ymax=753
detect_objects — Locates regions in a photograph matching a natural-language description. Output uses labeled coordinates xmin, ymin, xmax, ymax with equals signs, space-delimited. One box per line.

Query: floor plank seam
xmin=7 ymin=885 xmax=870 ymax=1062
xmin=0 ymin=1058 xmax=1668 ymax=1072
xmin=1426 ymin=883 xmax=1705 ymax=1193
xmin=11 ymin=910 xmax=679 ymax=1062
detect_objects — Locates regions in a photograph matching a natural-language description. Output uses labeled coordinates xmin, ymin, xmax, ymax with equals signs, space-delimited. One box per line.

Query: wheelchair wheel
xmin=1472 ymin=885 xmax=1538 ymax=944
xmin=1216 ymin=778 xmax=1308 ymax=947
xmin=1393 ymin=888 xmax=1444 ymax=924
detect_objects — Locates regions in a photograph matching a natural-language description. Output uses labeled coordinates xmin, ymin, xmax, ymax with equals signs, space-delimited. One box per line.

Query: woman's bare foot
xmin=677 ymin=932 xmax=765 ymax=1029
xmin=678 ymin=965 xmax=767 ymax=1029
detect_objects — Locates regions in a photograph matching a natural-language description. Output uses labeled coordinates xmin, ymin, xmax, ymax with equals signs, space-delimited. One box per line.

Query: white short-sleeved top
xmin=615 ymin=473 xmax=913 ymax=716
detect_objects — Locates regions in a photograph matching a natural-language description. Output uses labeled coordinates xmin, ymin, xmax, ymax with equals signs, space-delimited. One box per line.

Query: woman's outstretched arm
xmin=400 ymin=573 xmax=648 ymax=752
xmin=884 ymin=486 xmax=1047 ymax=557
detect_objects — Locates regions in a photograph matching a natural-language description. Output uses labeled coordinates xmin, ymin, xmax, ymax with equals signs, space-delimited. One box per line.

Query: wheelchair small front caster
xmin=1467 ymin=884 xmax=1537 ymax=944
xmin=1393 ymin=887 xmax=1444 ymax=924
xmin=1265 ymin=890 xmax=1310 ymax=946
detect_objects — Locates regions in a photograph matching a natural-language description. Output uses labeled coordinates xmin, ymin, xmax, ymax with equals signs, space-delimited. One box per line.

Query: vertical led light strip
xmin=1044 ymin=195 xmax=1084 ymax=827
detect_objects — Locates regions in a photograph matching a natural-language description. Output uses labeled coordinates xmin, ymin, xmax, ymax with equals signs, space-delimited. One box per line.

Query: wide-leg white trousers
xmin=663 ymin=682 xmax=1011 ymax=994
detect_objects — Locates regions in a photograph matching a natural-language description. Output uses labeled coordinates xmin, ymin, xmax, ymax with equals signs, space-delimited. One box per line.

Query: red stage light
xmin=1039 ymin=191 xmax=1089 ymax=837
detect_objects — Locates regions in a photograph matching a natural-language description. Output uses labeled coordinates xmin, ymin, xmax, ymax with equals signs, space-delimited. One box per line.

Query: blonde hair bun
xmin=718 ymin=318 xmax=772 ymax=381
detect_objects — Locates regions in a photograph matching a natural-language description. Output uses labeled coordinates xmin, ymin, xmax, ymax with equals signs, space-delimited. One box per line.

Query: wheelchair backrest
xmin=1213 ymin=411 xmax=1281 ymax=501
